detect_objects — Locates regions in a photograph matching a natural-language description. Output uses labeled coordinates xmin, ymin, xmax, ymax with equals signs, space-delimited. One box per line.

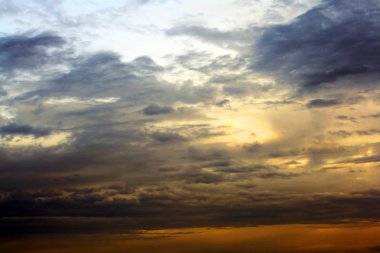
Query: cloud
xmin=10 ymin=51 xmax=171 ymax=107
xmin=330 ymin=129 xmax=380 ymax=138
xmin=335 ymin=115 xmax=357 ymax=123
xmin=0 ymin=1 xmax=379 ymax=246
xmin=187 ymin=147 xmax=229 ymax=162
xmin=183 ymin=171 xmax=224 ymax=184
xmin=1 ymin=188 xmax=380 ymax=236
xmin=0 ymin=33 xmax=65 ymax=74
xmin=307 ymin=99 xmax=341 ymax=108
xmin=143 ymin=104 xmax=174 ymax=115
xmin=252 ymin=0 xmax=380 ymax=89
xmin=0 ymin=0 xmax=21 ymax=16
xmin=174 ymin=51 xmax=247 ymax=74
xmin=166 ymin=25 xmax=253 ymax=49
xmin=215 ymin=99 xmax=231 ymax=108
xmin=329 ymin=130 xmax=352 ymax=138
xmin=244 ymin=142 xmax=263 ymax=153
xmin=151 ymin=131 xmax=187 ymax=143
xmin=356 ymin=130 xmax=380 ymax=136
xmin=11 ymin=49 xmax=219 ymax=107
xmin=0 ymin=123 xmax=51 ymax=137
xmin=340 ymin=155 xmax=380 ymax=164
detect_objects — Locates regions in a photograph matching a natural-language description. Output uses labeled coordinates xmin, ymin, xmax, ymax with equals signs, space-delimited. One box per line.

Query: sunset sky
xmin=1 ymin=0 xmax=380 ymax=252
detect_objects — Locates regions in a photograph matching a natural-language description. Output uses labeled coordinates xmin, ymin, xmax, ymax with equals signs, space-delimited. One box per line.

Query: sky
xmin=1 ymin=0 xmax=380 ymax=252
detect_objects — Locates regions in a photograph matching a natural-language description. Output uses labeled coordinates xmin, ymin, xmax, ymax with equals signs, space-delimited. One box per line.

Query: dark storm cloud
xmin=0 ymin=33 xmax=65 ymax=74
xmin=0 ymin=123 xmax=51 ymax=137
xmin=253 ymin=0 xmax=380 ymax=89
xmin=143 ymin=104 xmax=174 ymax=115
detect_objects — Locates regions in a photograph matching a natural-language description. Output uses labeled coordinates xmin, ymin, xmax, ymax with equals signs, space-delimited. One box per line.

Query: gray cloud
xmin=307 ymin=99 xmax=341 ymax=108
xmin=215 ymin=99 xmax=230 ymax=108
xmin=183 ymin=171 xmax=224 ymax=184
xmin=329 ymin=130 xmax=352 ymax=138
xmin=143 ymin=104 xmax=174 ymax=115
xmin=187 ymin=147 xmax=229 ymax=162
xmin=1 ymin=188 xmax=380 ymax=236
xmin=335 ymin=115 xmax=357 ymax=123
xmin=252 ymin=0 xmax=380 ymax=89
xmin=0 ymin=123 xmax=51 ymax=137
xmin=0 ymin=1 xmax=379 ymax=246
xmin=0 ymin=33 xmax=65 ymax=74
xmin=166 ymin=25 xmax=254 ymax=49
xmin=12 ymin=49 xmax=219 ymax=107
xmin=340 ymin=155 xmax=380 ymax=164
xmin=151 ymin=131 xmax=187 ymax=143
xmin=175 ymin=51 xmax=247 ymax=74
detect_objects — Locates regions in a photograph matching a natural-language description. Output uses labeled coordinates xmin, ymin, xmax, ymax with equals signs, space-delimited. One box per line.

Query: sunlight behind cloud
xmin=0 ymin=132 xmax=71 ymax=147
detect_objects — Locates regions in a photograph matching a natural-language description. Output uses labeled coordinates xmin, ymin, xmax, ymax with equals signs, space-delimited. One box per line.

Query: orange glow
xmin=2 ymin=224 xmax=380 ymax=253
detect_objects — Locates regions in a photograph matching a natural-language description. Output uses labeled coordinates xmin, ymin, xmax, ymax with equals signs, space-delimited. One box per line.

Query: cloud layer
xmin=0 ymin=2 xmax=380 ymax=252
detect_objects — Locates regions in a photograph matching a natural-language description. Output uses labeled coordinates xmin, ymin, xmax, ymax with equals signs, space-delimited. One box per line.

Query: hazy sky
xmin=1 ymin=0 xmax=380 ymax=252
